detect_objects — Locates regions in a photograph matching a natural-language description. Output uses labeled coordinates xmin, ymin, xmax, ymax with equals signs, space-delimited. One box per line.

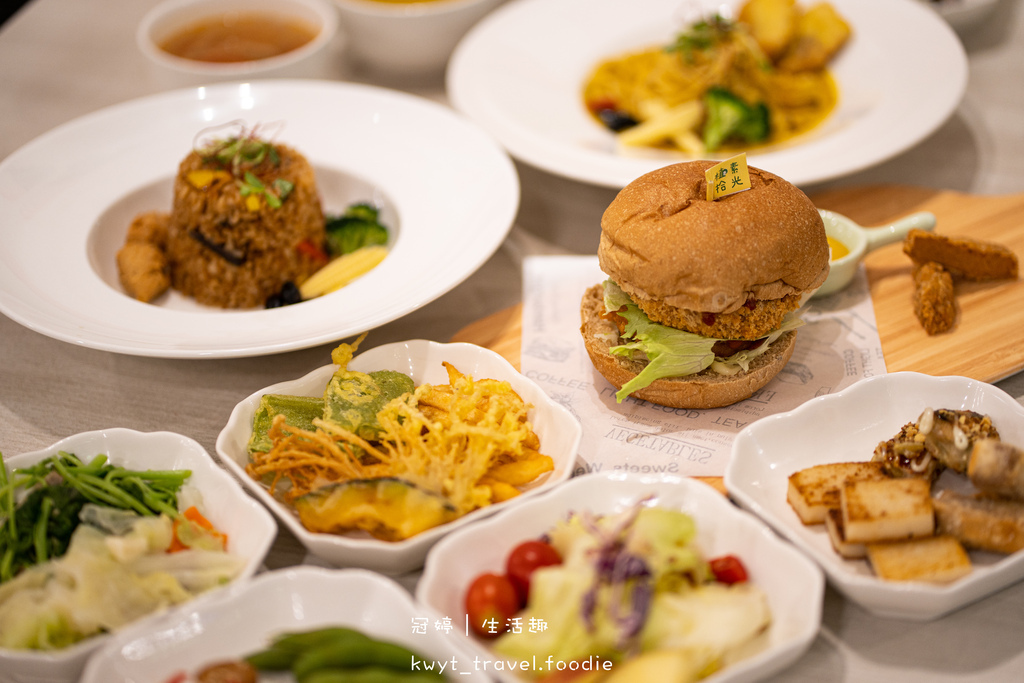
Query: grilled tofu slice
xmin=867 ymin=535 xmax=972 ymax=583
xmin=787 ymin=461 xmax=889 ymax=525
xmin=841 ymin=477 xmax=934 ymax=543
xmin=825 ymin=507 xmax=867 ymax=559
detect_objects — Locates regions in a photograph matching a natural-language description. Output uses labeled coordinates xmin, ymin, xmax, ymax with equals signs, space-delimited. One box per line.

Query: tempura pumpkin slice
xmin=294 ymin=477 xmax=457 ymax=541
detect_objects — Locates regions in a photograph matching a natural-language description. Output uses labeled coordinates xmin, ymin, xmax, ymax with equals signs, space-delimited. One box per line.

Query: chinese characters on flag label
xmin=705 ymin=152 xmax=752 ymax=201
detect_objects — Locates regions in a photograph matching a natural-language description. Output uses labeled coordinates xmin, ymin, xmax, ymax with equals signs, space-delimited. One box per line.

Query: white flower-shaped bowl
xmin=416 ymin=471 xmax=824 ymax=683
xmin=216 ymin=339 xmax=582 ymax=575
xmin=0 ymin=429 xmax=276 ymax=683
xmin=726 ymin=371 xmax=1024 ymax=620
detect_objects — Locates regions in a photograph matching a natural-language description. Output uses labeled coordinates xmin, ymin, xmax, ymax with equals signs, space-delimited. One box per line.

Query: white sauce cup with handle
xmin=813 ymin=209 xmax=937 ymax=298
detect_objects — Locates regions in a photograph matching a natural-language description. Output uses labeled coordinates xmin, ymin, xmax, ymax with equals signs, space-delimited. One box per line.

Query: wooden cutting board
xmin=453 ymin=186 xmax=1024 ymax=383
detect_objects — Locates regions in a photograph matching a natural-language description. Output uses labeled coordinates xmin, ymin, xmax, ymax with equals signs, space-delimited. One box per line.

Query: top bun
xmin=598 ymin=161 xmax=829 ymax=314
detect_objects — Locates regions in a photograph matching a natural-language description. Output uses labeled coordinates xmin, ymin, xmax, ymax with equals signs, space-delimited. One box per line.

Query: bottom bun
xmin=580 ymin=283 xmax=797 ymax=409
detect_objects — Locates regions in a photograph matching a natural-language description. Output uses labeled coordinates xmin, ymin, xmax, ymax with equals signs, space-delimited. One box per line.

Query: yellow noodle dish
xmin=583 ymin=0 xmax=851 ymax=156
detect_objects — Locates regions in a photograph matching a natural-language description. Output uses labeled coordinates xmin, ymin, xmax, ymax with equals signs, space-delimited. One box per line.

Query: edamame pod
xmin=271 ymin=626 xmax=369 ymax=652
xmin=293 ymin=639 xmax=427 ymax=680
xmin=244 ymin=645 xmax=295 ymax=671
xmin=246 ymin=627 xmax=370 ymax=670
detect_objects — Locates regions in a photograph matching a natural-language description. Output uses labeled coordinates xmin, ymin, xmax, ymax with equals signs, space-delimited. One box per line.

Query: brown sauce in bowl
xmin=159 ymin=12 xmax=318 ymax=63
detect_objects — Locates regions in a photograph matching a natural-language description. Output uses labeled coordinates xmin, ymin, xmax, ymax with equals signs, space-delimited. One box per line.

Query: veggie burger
xmin=581 ymin=160 xmax=830 ymax=409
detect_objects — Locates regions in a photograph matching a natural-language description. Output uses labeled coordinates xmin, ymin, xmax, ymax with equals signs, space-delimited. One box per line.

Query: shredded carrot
xmin=169 ymin=505 xmax=228 ymax=553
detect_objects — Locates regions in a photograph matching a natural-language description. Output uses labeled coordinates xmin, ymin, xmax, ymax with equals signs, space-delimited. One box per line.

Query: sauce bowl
xmin=813 ymin=209 xmax=937 ymax=298
xmin=137 ymin=0 xmax=339 ymax=88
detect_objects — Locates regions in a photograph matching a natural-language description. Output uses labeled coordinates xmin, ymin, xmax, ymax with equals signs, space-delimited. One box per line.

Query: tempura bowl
xmin=215 ymin=339 xmax=581 ymax=574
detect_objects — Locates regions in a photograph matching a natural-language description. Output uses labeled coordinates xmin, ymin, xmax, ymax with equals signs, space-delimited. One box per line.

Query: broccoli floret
xmin=324 ymin=203 xmax=389 ymax=257
xmin=702 ymin=87 xmax=771 ymax=152
xmin=340 ymin=202 xmax=380 ymax=223
xmin=736 ymin=101 xmax=770 ymax=143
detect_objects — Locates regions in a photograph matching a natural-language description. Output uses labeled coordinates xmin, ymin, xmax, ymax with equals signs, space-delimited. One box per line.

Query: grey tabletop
xmin=2 ymin=0 xmax=1024 ymax=680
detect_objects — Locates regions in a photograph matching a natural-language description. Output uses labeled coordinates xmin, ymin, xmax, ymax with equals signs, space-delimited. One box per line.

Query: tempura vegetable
xmin=246 ymin=340 xmax=555 ymax=541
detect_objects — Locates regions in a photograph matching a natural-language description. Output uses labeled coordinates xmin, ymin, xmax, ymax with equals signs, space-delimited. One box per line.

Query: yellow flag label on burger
xmin=705 ymin=153 xmax=752 ymax=201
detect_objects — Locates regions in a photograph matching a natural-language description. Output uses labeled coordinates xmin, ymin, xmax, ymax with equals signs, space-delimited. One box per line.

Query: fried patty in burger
xmin=581 ymin=160 xmax=829 ymax=409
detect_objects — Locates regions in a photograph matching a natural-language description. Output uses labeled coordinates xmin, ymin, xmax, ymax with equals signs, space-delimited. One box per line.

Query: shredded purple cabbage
xmin=576 ymin=498 xmax=656 ymax=647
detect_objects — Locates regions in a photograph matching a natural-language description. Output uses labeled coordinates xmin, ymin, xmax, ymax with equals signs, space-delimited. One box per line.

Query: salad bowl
xmin=216 ymin=339 xmax=582 ymax=575
xmin=416 ymin=471 xmax=824 ymax=683
xmin=0 ymin=429 xmax=276 ymax=683
xmin=726 ymin=372 xmax=1024 ymax=620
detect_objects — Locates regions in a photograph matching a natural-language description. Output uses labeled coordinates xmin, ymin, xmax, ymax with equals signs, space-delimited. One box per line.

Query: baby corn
xmin=300 ymin=245 xmax=388 ymax=299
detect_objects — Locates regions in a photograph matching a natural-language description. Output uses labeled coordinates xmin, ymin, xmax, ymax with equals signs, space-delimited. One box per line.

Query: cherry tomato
xmin=709 ymin=555 xmax=749 ymax=585
xmin=506 ymin=540 xmax=562 ymax=603
xmin=465 ymin=572 xmax=520 ymax=638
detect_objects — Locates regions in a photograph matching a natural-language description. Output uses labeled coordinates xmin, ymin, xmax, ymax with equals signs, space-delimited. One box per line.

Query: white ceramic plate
xmin=81 ymin=566 xmax=490 ymax=681
xmin=216 ymin=339 xmax=582 ymax=575
xmin=0 ymin=80 xmax=519 ymax=358
xmin=417 ymin=471 xmax=824 ymax=683
xmin=447 ymin=0 xmax=967 ymax=188
xmin=0 ymin=429 xmax=277 ymax=683
xmin=726 ymin=372 xmax=1024 ymax=621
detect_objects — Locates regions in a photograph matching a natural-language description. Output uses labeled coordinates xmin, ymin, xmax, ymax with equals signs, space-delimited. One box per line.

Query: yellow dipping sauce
xmin=828 ymin=236 xmax=850 ymax=261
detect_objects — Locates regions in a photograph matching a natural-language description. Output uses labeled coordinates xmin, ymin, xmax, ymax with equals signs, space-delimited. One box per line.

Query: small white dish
xmin=333 ymin=0 xmax=506 ymax=75
xmin=0 ymin=429 xmax=277 ymax=683
xmin=137 ymin=0 xmax=340 ymax=89
xmin=216 ymin=339 xmax=582 ymax=575
xmin=81 ymin=566 xmax=490 ymax=681
xmin=726 ymin=372 xmax=1024 ymax=621
xmin=448 ymin=0 xmax=967 ymax=188
xmin=0 ymin=80 xmax=518 ymax=358
xmin=417 ymin=471 xmax=824 ymax=683
xmin=813 ymin=209 xmax=936 ymax=298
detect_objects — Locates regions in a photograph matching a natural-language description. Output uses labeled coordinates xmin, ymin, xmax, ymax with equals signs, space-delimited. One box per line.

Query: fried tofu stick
xmin=912 ymin=261 xmax=956 ymax=335
xmin=904 ymin=229 xmax=1019 ymax=281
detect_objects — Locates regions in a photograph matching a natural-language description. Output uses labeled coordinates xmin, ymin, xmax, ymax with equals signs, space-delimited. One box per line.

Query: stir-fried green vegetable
xmin=0 ymin=452 xmax=191 ymax=583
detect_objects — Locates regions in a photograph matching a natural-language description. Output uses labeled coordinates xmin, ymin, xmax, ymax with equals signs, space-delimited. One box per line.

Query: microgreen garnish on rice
xmin=238 ymin=171 xmax=294 ymax=209
xmin=193 ymin=121 xmax=294 ymax=209
xmin=194 ymin=120 xmax=284 ymax=175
